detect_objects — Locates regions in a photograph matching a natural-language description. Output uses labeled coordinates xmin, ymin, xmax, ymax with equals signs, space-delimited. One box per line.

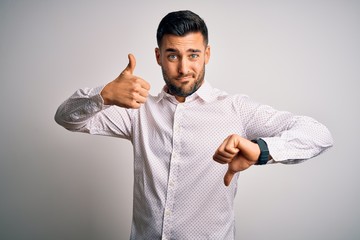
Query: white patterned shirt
xmin=55 ymin=81 xmax=333 ymax=240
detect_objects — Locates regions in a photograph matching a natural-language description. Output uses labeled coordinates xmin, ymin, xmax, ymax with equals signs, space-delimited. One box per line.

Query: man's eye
xmin=168 ymin=55 xmax=178 ymax=60
xmin=190 ymin=54 xmax=199 ymax=59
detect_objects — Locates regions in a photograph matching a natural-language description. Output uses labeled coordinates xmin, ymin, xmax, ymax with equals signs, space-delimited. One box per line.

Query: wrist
xmin=251 ymin=138 xmax=270 ymax=165
xmin=100 ymin=83 xmax=113 ymax=105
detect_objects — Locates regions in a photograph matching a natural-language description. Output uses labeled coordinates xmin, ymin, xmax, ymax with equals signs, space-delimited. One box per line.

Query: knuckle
xmin=134 ymin=78 xmax=142 ymax=86
xmin=129 ymin=101 xmax=140 ymax=109
xmin=224 ymin=145 xmax=234 ymax=153
xmin=129 ymin=91 xmax=138 ymax=100
xmin=130 ymin=79 xmax=138 ymax=88
xmin=224 ymin=158 xmax=232 ymax=163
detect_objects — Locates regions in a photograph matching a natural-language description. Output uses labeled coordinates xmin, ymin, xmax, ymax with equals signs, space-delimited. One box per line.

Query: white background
xmin=0 ymin=0 xmax=359 ymax=239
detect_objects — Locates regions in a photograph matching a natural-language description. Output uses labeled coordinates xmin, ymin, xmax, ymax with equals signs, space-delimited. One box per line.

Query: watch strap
xmin=251 ymin=138 xmax=269 ymax=165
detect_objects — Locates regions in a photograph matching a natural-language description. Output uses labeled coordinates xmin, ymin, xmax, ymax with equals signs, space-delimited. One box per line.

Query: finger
xmin=224 ymin=168 xmax=236 ymax=187
xmin=135 ymin=94 xmax=147 ymax=104
xmin=128 ymin=101 xmax=141 ymax=109
xmin=220 ymin=136 xmax=239 ymax=155
xmin=224 ymin=147 xmax=239 ymax=158
xmin=213 ymin=137 xmax=238 ymax=164
xmin=122 ymin=53 xmax=136 ymax=75
xmin=213 ymin=154 xmax=230 ymax=164
xmin=214 ymin=145 xmax=239 ymax=161
xmin=216 ymin=137 xmax=230 ymax=154
xmin=140 ymin=79 xmax=151 ymax=91
xmin=224 ymin=135 xmax=241 ymax=154
xmin=224 ymin=145 xmax=239 ymax=155
xmin=213 ymin=149 xmax=236 ymax=163
xmin=137 ymin=87 xmax=149 ymax=98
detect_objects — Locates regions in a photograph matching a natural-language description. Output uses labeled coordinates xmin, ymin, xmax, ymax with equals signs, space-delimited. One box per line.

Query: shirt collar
xmin=156 ymin=81 xmax=213 ymax=103
xmin=194 ymin=81 xmax=212 ymax=102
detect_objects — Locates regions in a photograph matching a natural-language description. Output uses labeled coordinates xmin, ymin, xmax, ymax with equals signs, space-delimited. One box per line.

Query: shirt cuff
xmin=261 ymin=137 xmax=308 ymax=164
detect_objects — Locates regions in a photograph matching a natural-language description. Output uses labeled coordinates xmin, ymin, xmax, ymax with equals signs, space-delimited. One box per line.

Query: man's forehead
xmin=160 ymin=32 xmax=206 ymax=49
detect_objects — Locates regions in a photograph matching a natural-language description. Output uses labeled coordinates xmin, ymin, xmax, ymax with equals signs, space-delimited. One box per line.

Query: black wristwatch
xmin=251 ymin=138 xmax=269 ymax=165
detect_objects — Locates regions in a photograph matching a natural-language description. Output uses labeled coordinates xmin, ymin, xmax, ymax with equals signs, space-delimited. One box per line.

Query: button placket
xmin=161 ymin=103 xmax=184 ymax=239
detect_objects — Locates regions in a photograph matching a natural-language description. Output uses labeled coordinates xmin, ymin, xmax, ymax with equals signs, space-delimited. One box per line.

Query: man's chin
xmin=166 ymin=77 xmax=203 ymax=97
xmin=167 ymin=85 xmax=192 ymax=97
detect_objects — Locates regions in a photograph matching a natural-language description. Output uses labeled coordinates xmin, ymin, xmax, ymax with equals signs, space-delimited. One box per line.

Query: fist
xmin=101 ymin=54 xmax=151 ymax=108
xmin=213 ymin=134 xmax=260 ymax=186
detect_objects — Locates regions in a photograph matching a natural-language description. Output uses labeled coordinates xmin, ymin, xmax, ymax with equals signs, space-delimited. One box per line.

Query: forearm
xmin=54 ymin=86 xmax=106 ymax=131
xmin=262 ymin=116 xmax=334 ymax=164
xmin=239 ymin=97 xmax=333 ymax=164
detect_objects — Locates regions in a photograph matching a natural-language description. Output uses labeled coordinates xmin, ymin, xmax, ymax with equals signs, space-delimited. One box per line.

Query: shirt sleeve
xmin=54 ymin=86 xmax=133 ymax=140
xmin=237 ymin=96 xmax=334 ymax=164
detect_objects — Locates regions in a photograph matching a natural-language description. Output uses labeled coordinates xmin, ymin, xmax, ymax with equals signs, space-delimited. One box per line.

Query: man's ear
xmin=155 ymin=48 xmax=161 ymax=66
xmin=205 ymin=45 xmax=211 ymax=65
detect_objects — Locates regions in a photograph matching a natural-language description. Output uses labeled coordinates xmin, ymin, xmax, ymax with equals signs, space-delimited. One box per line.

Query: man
xmin=55 ymin=10 xmax=333 ymax=240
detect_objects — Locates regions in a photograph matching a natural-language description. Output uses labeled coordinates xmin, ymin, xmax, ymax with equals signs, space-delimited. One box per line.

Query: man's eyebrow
xmin=188 ymin=49 xmax=202 ymax=53
xmin=164 ymin=48 xmax=202 ymax=53
xmin=165 ymin=48 xmax=178 ymax=52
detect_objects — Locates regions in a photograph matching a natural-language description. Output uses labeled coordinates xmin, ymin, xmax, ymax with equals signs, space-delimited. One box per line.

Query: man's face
xmin=155 ymin=32 xmax=210 ymax=102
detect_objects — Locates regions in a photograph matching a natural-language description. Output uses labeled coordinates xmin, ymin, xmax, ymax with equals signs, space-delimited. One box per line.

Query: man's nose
xmin=178 ymin=59 xmax=189 ymax=75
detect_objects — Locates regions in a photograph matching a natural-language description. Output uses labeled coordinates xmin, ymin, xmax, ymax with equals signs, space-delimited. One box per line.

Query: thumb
xmin=224 ymin=168 xmax=236 ymax=187
xmin=122 ymin=53 xmax=136 ymax=75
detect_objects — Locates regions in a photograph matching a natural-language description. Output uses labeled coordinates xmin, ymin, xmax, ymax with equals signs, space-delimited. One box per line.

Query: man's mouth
xmin=176 ymin=75 xmax=193 ymax=82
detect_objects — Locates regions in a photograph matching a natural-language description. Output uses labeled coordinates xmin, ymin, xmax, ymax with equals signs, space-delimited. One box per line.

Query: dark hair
xmin=156 ymin=10 xmax=208 ymax=47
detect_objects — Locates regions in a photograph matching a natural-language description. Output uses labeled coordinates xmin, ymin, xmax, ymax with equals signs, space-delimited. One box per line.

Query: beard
xmin=162 ymin=65 xmax=206 ymax=98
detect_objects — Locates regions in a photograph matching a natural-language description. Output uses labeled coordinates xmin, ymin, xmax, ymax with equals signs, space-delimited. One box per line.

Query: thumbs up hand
xmin=101 ymin=54 xmax=151 ymax=108
xmin=122 ymin=53 xmax=137 ymax=75
xmin=213 ymin=134 xmax=261 ymax=186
